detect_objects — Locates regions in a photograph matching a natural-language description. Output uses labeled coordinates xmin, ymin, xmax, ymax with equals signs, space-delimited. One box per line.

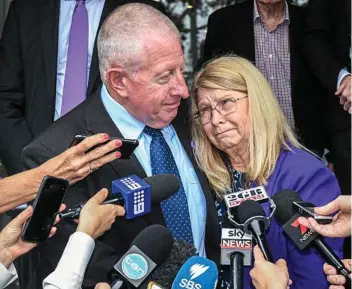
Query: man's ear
xmin=106 ymin=67 xmax=130 ymax=98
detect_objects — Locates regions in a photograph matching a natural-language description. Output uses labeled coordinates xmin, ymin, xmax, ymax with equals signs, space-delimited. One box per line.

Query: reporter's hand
xmin=76 ymin=189 xmax=125 ymax=239
xmin=323 ymin=259 xmax=351 ymax=289
xmin=250 ymin=246 xmax=291 ymax=289
xmin=336 ymin=75 xmax=351 ymax=114
xmin=298 ymin=195 xmax=351 ymax=238
xmin=0 ymin=205 xmax=63 ymax=268
xmin=95 ymin=283 xmax=111 ymax=289
xmin=38 ymin=134 xmax=122 ymax=184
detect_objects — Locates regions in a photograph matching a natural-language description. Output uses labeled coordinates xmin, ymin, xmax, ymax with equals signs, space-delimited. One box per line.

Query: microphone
xmin=109 ymin=224 xmax=174 ymax=288
xmin=231 ymin=200 xmax=273 ymax=262
xmin=59 ymin=174 xmax=179 ymax=220
xmin=224 ymin=185 xmax=269 ymax=208
xmin=139 ymin=240 xmax=197 ymax=289
xmin=171 ymin=256 xmax=218 ymax=289
xmin=221 ymin=216 xmax=252 ymax=289
xmin=272 ymin=190 xmax=351 ymax=280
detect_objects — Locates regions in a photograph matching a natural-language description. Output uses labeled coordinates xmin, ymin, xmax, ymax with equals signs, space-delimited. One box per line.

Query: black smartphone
xmin=293 ymin=201 xmax=333 ymax=224
xmin=21 ymin=176 xmax=69 ymax=243
xmin=69 ymin=134 xmax=139 ymax=159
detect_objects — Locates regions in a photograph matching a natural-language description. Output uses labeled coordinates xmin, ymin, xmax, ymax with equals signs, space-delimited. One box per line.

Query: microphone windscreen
xmin=132 ymin=224 xmax=173 ymax=266
xmin=272 ymin=190 xmax=303 ymax=225
xmin=236 ymin=200 xmax=266 ymax=223
xmin=144 ymin=174 xmax=179 ymax=204
xmin=139 ymin=240 xmax=197 ymax=289
xmin=171 ymin=256 xmax=218 ymax=289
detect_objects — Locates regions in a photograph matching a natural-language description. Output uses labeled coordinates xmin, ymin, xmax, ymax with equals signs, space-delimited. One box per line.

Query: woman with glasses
xmin=190 ymin=56 xmax=343 ymax=289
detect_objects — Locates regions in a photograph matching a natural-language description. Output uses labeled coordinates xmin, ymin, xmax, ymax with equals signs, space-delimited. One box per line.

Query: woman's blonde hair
xmin=191 ymin=56 xmax=304 ymax=197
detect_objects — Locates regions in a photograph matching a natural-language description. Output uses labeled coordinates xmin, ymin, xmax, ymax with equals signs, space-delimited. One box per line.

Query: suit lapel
xmin=85 ymin=90 xmax=147 ymax=179
xmin=87 ymin=0 xmax=123 ymax=96
xmin=41 ymin=0 xmax=60 ymax=100
xmin=234 ymin=1 xmax=256 ymax=62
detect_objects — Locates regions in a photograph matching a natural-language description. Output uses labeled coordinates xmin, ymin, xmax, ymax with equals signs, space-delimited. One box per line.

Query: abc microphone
xmin=109 ymin=224 xmax=173 ymax=288
xmin=60 ymin=174 xmax=179 ymax=220
xmin=273 ymin=190 xmax=351 ymax=280
xmin=171 ymin=256 xmax=218 ymax=289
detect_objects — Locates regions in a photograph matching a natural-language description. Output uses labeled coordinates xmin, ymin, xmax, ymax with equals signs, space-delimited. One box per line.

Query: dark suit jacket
xmin=303 ymin=0 xmax=351 ymax=131
xmin=21 ymin=91 xmax=220 ymax=289
xmin=201 ymin=0 xmax=327 ymax=155
xmin=0 ymin=0 xmax=164 ymax=175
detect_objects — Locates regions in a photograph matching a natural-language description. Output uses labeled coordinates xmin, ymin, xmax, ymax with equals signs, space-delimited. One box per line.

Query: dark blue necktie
xmin=143 ymin=126 xmax=194 ymax=243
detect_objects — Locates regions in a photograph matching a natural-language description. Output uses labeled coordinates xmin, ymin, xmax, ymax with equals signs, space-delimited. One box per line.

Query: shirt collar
xmin=253 ymin=0 xmax=290 ymax=24
xmin=100 ymin=84 xmax=175 ymax=140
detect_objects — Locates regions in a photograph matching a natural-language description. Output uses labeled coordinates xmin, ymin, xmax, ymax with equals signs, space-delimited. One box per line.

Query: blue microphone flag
xmin=112 ymin=175 xmax=151 ymax=219
xmin=171 ymin=256 xmax=218 ymax=289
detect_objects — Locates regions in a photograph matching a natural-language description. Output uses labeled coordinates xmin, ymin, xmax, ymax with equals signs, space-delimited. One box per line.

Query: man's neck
xmin=256 ymin=0 xmax=285 ymax=30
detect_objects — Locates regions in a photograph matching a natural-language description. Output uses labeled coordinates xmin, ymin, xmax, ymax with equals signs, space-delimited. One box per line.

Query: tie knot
xmin=143 ymin=126 xmax=163 ymax=138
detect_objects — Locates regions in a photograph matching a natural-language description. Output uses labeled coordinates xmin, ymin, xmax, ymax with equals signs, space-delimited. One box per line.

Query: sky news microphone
xmin=109 ymin=224 xmax=173 ymax=288
xmin=139 ymin=240 xmax=197 ymax=289
xmin=60 ymin=174 xmax=179 ymax=220
xmin=232 ymin=200 xmax=273 ymax=263
xmin=273 ymin=190 xmax=351 ymax=280
xmin=171 ymin=256 xmax=218 ymax=289
xmin=221 ymin=216 xmax=253 ymax=289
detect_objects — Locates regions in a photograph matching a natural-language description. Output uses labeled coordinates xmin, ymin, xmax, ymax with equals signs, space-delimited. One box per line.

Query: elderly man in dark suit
xmin=0 ymin=0 xmax=163 ymax=175
xmin=22 ymin=3 xmax=219 ymax=288
xmin=201 ymin=0 xmax=327 ymax=157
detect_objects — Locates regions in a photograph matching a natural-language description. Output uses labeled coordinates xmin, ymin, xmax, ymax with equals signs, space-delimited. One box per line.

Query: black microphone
xmin=233 ymin=200 xmax=273 ymax=262
xmin=139 ymin=240 xmax=197 ymax=289
xmin=109 ymin=224 xmax=174 ymax=288
xmin=59 ymin=174 xmax=179 ymax=219
xmin=272 ymin=190 xmax=351 ymax=280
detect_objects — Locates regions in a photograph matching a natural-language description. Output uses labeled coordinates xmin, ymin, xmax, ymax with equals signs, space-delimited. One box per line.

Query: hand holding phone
xmin=21 ymin=176 xmax=69 ymax=243
xmin=293 ymin=202 xmax=333 ymax=224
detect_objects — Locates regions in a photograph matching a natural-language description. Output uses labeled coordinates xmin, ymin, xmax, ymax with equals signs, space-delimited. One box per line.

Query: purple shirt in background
xmin=241 ymin=146 xmax=343 ymax=289
xmin=253 ymin=0 xmax=295 ymax=130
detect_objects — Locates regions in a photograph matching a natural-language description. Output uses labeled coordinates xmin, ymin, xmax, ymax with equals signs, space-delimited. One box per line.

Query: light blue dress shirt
xmin=54 ymin=0 xmax=105 ymax=120
xmin=101 ymin=85 xmax=207 ymax=257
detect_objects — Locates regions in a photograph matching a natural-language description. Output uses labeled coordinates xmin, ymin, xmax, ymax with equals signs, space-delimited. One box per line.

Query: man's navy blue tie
xmin=143 ymin=126 xmax=194 ymax=243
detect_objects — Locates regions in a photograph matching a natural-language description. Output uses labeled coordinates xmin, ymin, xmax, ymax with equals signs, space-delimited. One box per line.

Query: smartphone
xmin=21 ymin=176 xmax=69 ymax=243
xmin=293 ymin=201 xmax=333 ymax=224
xmin=70 ymin=134 xmax=139 ymax=159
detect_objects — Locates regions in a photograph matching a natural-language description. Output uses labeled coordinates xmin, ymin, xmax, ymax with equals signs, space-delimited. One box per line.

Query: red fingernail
xmin=104 ymin=134 xmax=110 ymax=140
xmin=116 ymin=152 xmax=121 ymax=158
xmin=116 ymin=140 xmax=122 ymax=146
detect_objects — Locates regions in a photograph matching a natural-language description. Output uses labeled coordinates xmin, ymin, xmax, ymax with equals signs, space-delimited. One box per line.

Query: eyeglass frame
xmin=194 ymin=95 xmax=248 ymax=125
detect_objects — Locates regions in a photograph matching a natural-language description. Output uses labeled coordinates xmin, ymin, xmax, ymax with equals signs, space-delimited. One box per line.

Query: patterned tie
xmin=60 ymin=0 xmax=89 ymax=116
xmin=143 ymin=126 xmax=194 ymax=243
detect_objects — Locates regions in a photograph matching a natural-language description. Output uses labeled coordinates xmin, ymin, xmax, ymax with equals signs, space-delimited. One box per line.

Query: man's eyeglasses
xmin=194 ymin=95 xmax=248 ymax=125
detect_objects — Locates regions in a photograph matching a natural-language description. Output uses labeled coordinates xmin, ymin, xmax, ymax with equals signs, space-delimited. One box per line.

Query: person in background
xmin=303 ymin=0 xmax=351 ymax=197
xmin=0 ymin=0 xmax=163 ymax=175
xmin=0 ymin=133 xmax=121 ymax=213
xmin=201 ymin=0 xmax=327 ymax=157
xmin=190 ymin=56 xmax=343 ymax=289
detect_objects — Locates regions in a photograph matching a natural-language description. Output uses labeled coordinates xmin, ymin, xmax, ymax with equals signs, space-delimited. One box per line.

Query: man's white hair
xmin=97 ymin=3 xmax=180 ymax=83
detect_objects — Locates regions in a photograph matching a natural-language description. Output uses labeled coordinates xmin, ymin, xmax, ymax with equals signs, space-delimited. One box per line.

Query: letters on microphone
xmin=224 ymin=186 xmax=269 ymax=208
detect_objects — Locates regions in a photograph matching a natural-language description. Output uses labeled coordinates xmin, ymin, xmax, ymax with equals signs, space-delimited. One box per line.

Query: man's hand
xmin=0 ymin=205 xmax=61 ymax=268
xmin=76 ymin=188 xmax=125 ymax=239
xmin=335 ymin=75 xmax=351 ymax=114
xmin=323 ymin=259 xmax=351 ymax=289
xmin=95 ymin=283 xmax=111 ymax=289
xmin=249 ymin=245 xmax=291 ymax=289
xmin=298 ymin=195 xmax=351 ymax=238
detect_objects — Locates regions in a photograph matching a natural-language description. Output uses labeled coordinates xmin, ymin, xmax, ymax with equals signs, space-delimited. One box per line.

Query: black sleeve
xmin=302 ymin=0 xmax=344 ymax=95
xmin=0 ymin=1 xmax=34 ymax=175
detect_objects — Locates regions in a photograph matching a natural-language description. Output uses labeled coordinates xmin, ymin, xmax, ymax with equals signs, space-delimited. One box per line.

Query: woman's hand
xmin=323 ymin=259 xmax=351 ymax=289
xmin=38 ymin=134 xmax=122 ymax=184
xmin=76 ymin=188 xmax=125 ymax=239
xmin=0 ymin=204 xmax=64 ymax=268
